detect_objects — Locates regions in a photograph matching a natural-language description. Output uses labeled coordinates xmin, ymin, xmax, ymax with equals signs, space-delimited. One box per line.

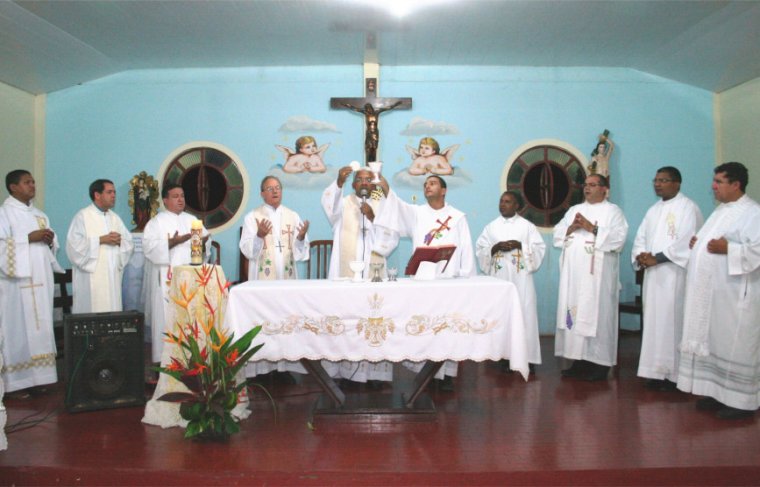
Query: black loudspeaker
xmin=64 ymin=311 xmax=146 ymax=413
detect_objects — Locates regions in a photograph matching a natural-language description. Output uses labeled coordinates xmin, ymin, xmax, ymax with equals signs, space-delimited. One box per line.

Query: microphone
xmin=358 ymin=187 xmax=369 ymax=203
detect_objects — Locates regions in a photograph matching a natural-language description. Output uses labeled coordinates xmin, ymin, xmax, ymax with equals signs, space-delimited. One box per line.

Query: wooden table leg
xmin=300 ymin=359 xmax=345 ymax=407
xmin=405 ymin=361 xmax=444 ymax=408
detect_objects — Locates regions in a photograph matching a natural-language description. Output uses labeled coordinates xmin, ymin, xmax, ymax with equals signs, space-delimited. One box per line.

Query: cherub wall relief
xmin=406 ymin=136 xmax=459 ymax=176
xmin=276 ymin=135 xmax=329 ymax=173
xmin=392 ymin=116 xmax=472 ymax=189
xmin=268 ymin=115 xmax=339 ymax=189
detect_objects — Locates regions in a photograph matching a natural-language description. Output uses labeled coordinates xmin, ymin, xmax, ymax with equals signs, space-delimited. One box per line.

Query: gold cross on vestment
xmin=19 ymin=278 xmax=44 ymax=330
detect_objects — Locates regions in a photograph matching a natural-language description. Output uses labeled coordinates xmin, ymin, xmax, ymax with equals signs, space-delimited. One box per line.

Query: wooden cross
xmin=424 ymin=216 xmax=452 ymax=245
xmin=330 ymin=78 xmax=412 ymax=164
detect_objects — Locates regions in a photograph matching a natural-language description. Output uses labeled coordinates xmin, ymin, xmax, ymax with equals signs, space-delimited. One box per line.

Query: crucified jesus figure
xmin=340 ymin=101 xmax=403 ymax=163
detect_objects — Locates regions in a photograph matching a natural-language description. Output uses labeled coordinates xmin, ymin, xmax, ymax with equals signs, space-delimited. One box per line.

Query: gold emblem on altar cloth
xmin=357 ymin=293 xmax=395 ymax=346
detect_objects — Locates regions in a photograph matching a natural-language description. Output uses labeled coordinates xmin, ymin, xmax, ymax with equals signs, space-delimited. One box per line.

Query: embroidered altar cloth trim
xmin=224 ymin=276 xmax=529 ymax=380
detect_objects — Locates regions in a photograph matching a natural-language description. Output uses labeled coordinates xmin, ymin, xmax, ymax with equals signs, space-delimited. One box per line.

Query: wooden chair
xmin=53 ymin=268 xmax=73 ymax=356
xmin=307 ymin=240 xmax=333 ymax=279
xmin=619 ymin=268 xmax=644 ymax=333
xmin=211 ymin=240 xmax=221 ymax=265
xmin=238 ymin=227 xmax=249 ymax=283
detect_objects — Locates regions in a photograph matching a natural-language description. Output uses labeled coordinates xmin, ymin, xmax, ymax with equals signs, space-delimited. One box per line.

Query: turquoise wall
xmin=44 ymin=66 xmax=715 ymax=334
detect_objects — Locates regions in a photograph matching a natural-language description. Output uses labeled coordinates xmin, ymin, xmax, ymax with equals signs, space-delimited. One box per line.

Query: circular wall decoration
xmin=501 ymin=141 xmax=587 ymax=228
xmin=159 ymin=142 xmax=249 ymax=232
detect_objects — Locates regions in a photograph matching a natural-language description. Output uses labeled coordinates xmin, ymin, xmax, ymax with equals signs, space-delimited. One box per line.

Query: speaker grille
xmin=64 ymin=311 xmax=145 ymax=413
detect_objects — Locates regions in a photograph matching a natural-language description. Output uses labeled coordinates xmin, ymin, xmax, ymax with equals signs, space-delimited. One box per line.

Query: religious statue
xmin=587 ymin=130 xmax=614 ymax=179
xmin=128 ymin=171 xmax=159 ymax=232
xmin=275 ymin=135 xmax=329 ymax=173
xmin=406 ymin=136 xmax=460 ymax=176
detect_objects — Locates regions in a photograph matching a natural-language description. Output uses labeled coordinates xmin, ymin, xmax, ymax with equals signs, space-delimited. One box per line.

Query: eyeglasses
xmin=354 ymin=177 xmax=373 ymax=183
xmin=652 ymin=178 xmax=673 ymax=184
xmin=582 ymin=183 xmax=603 ymax=188
xmin=262 ymin=186 xmax=281 ymax=193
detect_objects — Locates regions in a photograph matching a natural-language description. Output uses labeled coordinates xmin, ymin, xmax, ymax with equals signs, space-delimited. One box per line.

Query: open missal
xmin=405 ymin=244 xmax=456 ymax=275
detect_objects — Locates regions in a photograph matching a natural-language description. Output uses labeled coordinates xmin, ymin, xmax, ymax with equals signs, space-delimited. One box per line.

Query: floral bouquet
xmin=156 ymin=265 xmax=263 ymax=439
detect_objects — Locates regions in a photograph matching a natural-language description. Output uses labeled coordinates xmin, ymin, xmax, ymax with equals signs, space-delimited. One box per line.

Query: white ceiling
xmin=1 ymin=0 xmax=759 ymax=95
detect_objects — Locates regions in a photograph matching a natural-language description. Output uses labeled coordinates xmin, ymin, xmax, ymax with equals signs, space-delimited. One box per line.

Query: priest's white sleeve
xmin=526 ymin=223 xmax=546 ymax=273
xmin=475 ymin=223 xmax=495 ymax=274
xmin=65 ymin=211 xmax=100 ymax=273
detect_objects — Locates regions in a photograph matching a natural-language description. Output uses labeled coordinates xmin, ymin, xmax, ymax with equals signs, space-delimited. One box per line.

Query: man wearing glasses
xmin=554 ymin=174 xmax=628 ymax=381
xmin=239 ymin=175 xmax=310 ymax=383
xmin=240 ymin=176 xmax=310 ymax=281
xmin=631 ymin=167 xmax=702 ymax=392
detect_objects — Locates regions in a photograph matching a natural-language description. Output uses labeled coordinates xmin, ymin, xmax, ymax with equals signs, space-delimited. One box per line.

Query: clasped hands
xmin=256 ymin=218 xmax=310 ymax=241
xmin=99 ymin=231 xmax=122 ymax=246
xmin=28 ymin=228 xmax=55 ymax=247
xmin=566 ymin=212 xmax=596 ymax=235
xmin=635 ymin=252 xmax=657 ymax=269
xmin=689 ymin=235 xmax=728 ymax=254
xmin=492 ymin=240 xmax=522 ymax=256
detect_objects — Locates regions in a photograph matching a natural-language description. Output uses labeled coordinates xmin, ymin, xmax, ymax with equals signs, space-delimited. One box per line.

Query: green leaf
xmin=185 ymin=421 xmax=201 ymax=438
xmin=157 ymin=392 xmax=197 ymax=403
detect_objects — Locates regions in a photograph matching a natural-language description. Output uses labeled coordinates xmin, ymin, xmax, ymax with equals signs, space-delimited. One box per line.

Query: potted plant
xmin=156 ymin=265 xmax=264 ymax=440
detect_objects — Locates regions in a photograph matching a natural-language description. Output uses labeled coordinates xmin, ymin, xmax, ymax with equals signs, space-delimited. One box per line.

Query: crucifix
xmin=331 ymin=77 xmax=412 ymax=164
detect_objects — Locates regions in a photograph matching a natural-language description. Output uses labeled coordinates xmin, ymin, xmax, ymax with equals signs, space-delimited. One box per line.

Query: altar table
xmin=224 ymin=276 xmax=528 ymax=416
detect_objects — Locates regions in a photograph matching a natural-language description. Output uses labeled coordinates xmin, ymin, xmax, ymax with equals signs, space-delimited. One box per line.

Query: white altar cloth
xmin=224 ymin=276 xmax=529 ymax=380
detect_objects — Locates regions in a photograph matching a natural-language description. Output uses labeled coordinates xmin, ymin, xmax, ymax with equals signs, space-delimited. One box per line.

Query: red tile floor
xmin=1 ymin=334 xmax=759 ymax=486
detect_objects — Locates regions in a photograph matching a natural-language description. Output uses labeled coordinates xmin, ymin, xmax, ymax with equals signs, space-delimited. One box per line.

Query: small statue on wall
xmin=128 ymin=171 xmax=159 ymax=232
xmin=587 ymin=129 xmax=614 ymax=179
xmin=276 ymin=135 xmax=329 ymax=173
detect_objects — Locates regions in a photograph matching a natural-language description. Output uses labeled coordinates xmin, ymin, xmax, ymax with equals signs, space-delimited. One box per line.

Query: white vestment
xmin=239 ymin=204 xmax=309 ymax=281
xmin=476 ymin=214 xmax=546 ymax=364
xmin=143 ymin=211 xmax=210 ymax=362
xmin=677 ymin=195 xmax=760 ymax=411
xmin=631 ymin=193 xmax=703 ymax=382
xmin=239 ymin=204 xmax=309 ymax=376
xmin=322 ymin=181 xmax=385 ymax=279
xmin=66 ymin=204 xmax=134 ymax=313
xmin=0 ymin=196 xmax=63 ymax=392
xmin=320 ymin=181 xmax=391 ymax=381
xmin=554 ymin=200 xmax=628 ymax=367
xmin=374 ymin=189 xmax=476 ymax=378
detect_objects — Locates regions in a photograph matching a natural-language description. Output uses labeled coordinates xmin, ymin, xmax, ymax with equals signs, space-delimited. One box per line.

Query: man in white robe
xmin=632 ymin=167 xmax=702 ymax=391
xmin=374 ymin=175 xmax=476 ymax=390
xmin=0 ymin=170 xmax=63 ymax=394
xmin=143 ymin=183 xmax=209 ymax=363
xmin=66 ymin=179 xmax=134 ymax=313
xmin=240 ymin=175 xmax=309 ymax=379
xmin=678 ymin=162 xmax=760 ymax=420
xmin=554 ymin=174 xmax=628 ymax=381
xmin=476 ymin=191 xmax=545 ymax=370
xmin=321 ymin=166 xmax=392 ymax=385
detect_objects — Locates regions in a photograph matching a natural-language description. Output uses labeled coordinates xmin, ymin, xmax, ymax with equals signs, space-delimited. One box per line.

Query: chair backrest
xmin=238 ymin=227 xmax=249 ymax=283
xmin=211 ymin=240 xmax=221 ymax=265
xmin=54 ymin=268 xmax=73 ymax=315
xmin=307 ymin=240 xmax=333 ymax=279
xmin=634 ymin=267 xmax=644 ymax=305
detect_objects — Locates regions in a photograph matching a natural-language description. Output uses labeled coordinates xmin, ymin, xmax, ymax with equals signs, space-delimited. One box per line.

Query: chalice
xmin=367 ymin=161 xmax=383 ymax=184
xmin=370 ymin=262 xmax=384 ymax=283
xmin=349 ymin=260 xmax=365 ymax=282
